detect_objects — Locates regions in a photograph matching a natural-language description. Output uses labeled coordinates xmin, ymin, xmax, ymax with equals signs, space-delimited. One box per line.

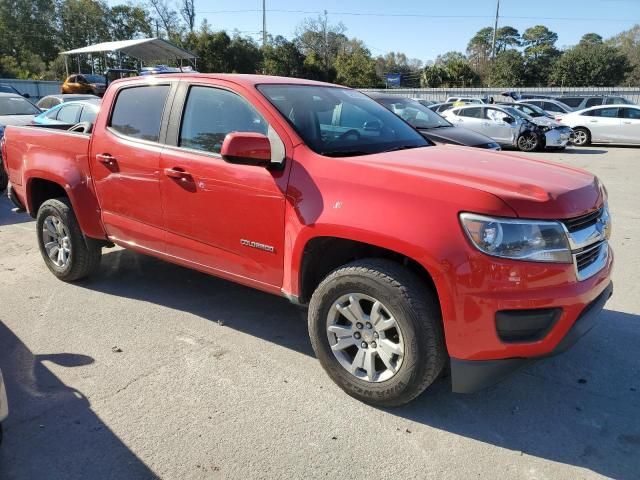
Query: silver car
xmin=443 ymin=104 xmax=571 ymax=151
xmin=0 ymin=368 xmax=7 ymax=444
xmin=560 ymin=105 xmax=640 ymax=146
xmin=516 ymin=99 xmax=573 ymax=118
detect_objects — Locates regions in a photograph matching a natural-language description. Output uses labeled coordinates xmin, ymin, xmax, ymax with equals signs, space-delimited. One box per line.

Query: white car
xmin=560 ymin=104 xmax=640 ymax=146
xmin=446 ymin=96 xmax=485 ymax=104
xmin=443 ymin=104 xmax=572 ymax=151
xmin=0 ymin=368 xmax=7 ymax=444
xmin=516 ymin=99 xmax=573 ymax=118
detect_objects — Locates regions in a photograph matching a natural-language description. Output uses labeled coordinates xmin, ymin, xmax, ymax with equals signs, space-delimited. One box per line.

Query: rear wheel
xmin=36 ymin=198 xmax=102 ymax=281
xmin=308 ymin=259 xmax=446 ymax=407
xmin=572 ymin=127 xmax=591 ymax=146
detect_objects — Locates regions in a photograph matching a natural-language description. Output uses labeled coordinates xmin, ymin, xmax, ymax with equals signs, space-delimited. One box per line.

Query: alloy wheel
xmin=42 ymin=215 xmax=71 ymax=268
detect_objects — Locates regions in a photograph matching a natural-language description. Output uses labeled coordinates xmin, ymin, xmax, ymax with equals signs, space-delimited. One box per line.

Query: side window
xmin=68 ymin=76 xmax=76 ymax=83
xmin=79 ymin=106 xmax=97 ymax=123
xmin=458 ymin=107 xmax=482 ymax=118
xmin=485 ymin=108 xmax=508 ymax=122
xmin=599 ymin=107 xmax=619 ymax=118
xmin=585 ymin=98 xmax=603 ymax=108
xmin=621 ymin=108 xmax=640 ymax=119
xmin=542 ymin=102 xmax=557 ymax=111
xmin=77 ymin=75 xmax=86 ymax=84
xmin=581 ymin=109 xmax=600 ymax=117
xmin=179 ymin=86 xmax=268 ymax=154
xmin=557 ymin=97 xmax=581 ymax=108
xmin=57 ymin=105 xmax=81 ymax=123
xmin=110 ymin=85 xmax=170 ymax=142
xmin=607 ymin=97 xmax=626 ymax=105
xmin=45 ymin=108 xmax=59 ymax=119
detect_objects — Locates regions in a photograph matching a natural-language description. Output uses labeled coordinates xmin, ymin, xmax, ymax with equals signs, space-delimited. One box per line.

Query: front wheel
xmin=308 ymin=259 xmax=446 ymax=407
xmin=517 ymin=131 xmax=540 ymax=152
xmin=36 ymin=198 xmax=102 ymax=281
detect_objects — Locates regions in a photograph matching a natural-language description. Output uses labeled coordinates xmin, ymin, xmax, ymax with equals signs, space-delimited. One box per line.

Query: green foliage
xmin=549 ymin=41 xmax=630 ymax=86
xmin=607 ymin=25 xmax=640 ymax=85
xmin=521 ymin=25 xmax=560 ymax=86
xmin=488 ymin=50 xmax=526 ymax=87
xmin=261 ymin=36 xmax=306 ymax=78
xmin=334 ymin=40 xmax=379 ymax=87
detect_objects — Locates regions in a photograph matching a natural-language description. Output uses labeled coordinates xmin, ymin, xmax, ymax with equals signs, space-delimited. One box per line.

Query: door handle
xmin=164 ymin=167 xmax=192 ymax=181
xmin=96 ymin=153 xmax=117 ymax=167
xmin=623 ymin=121 xmax=632 ymax=124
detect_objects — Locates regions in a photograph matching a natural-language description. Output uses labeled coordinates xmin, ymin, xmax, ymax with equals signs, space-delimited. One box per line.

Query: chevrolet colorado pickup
xmin=2 ymin=75 xmax=613 ymax=406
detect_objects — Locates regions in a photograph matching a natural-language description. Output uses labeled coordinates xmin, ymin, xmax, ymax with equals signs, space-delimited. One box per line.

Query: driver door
xmin=484 ymin=108 xmax=516 ymax=144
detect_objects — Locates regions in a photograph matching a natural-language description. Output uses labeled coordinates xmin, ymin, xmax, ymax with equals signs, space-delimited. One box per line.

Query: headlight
xmin=459 ymin=213 xmax=572 ymax=263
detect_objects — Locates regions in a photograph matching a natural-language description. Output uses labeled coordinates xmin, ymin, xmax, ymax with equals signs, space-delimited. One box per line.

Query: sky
xmin=114 ymin=0 xmax=640 ymax=61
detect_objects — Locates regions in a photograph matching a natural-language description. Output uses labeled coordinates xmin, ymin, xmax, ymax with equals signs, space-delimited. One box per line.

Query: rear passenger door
xmin=90 ymin=82 xmax=175 ymax=252
xmin=619 ymin=107 xmax=640 ymax=144
xmin=159 ymin=81 xmax=291 ymax=288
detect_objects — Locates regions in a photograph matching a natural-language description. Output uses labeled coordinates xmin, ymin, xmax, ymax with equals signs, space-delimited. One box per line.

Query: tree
xmin=580 ymin=33 xmax=604 ymax=46
xmin=180 ymin=0 xmax=196 ymax=32
xmin=608 ymin=24 xmax=640 ymax=85
xmin=295 ymin=16 xmax=347 ymax=74
xmin=495 ymin=26 xmax=521 ymax=53
xmin=420 ymin=64 xmax=448 ymax=87
xmin=434 ymin=51 xmax=480 ymax=87
xmin=550 ymin=41 xmax=630 ymax=86
xmin=148 ymin=0 xmax=184 ymax=42
xmin=466 ymin=27 xmax=494 ymax=77
xmin=488 ymin=50 xmax=526 ymax=87
xmin=374 ymin=52 xmax=422 ymax=87
xmin=226 ymin=34 xmax=261 ymax=73
xmin=522 ymin=25 xmax=560 ymax=86
xmin=334 ymin=39 xmax=379 ymax=87
xmin=262 ymin=36 xmax=306 ymax=77
xmin=108 ymin=5 xmax=153 ymax=41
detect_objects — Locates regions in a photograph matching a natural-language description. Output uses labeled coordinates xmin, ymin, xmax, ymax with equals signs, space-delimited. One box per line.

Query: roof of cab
xmin=116 ymin=73 xmax=344 ymax=89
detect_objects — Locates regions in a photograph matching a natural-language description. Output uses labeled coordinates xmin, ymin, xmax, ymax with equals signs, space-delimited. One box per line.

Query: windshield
xmin=503 ymin=106 xmax=534 ymax=122
xmin=0 ymin=96 xmax=40 ymax=115
xmin=84 ymin=74 xmax=105 ymax=84
xmin=258 ymin=85 xmax=429 ymax=157
xmin=515 ymin=103 xmax=548 ymax=118
xmin=376 ymin=97 xmax=452 ymax=129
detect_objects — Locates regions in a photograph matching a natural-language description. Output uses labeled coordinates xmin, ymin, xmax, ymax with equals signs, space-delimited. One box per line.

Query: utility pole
xmin=262 ymin=0 xmax=267 ymax=47
xmin=323 ymin=10 xmax=329 ymax=70
xmin=491 ymin=0 xmax=500 ymax=60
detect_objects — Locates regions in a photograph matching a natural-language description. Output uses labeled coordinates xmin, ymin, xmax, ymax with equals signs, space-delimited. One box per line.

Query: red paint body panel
xmin=2 ymin=74 xmax=613 ymax=365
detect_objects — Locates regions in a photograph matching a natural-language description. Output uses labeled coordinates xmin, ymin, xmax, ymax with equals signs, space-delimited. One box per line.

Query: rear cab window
xmin=109 ymin=85 xmax=171 ymax=142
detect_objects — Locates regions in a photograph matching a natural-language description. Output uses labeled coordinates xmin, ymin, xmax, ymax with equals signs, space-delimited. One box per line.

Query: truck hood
xmin=356 ymin=145 xmax=601 ymax=219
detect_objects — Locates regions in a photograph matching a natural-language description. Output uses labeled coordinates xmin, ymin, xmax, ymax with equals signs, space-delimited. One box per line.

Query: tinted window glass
xmin=598 ymin=107 xmax=619 ymax=118
xmin=378 ymin=98 xmax=451 ymax=129
xmin=57 ymin=105 xmax=81 ymax=123
xmin=110 ymin=85 xmax=170 ymax=142
xmin=621 ymin=108 xmax=640 ymax=119
xmin=0 ymin=96 xmax=40 ymax=115
xmin=585 ymin=98 xmax=603 ymax=108
xmin=259 ymin=85 xmax=428 ymax=156
xmin=458 ymin=107 xmax=482 ymax=118
xmin=557 ymin=97 xmax=582 ymax=108
xmin=179 ymin=86 xmax=268 ymax=154
xmin=79 ymin=105 xmax=98 ymax=123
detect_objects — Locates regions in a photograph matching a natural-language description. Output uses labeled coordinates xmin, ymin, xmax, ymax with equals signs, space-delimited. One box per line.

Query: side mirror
xmin=22 ymin=93 xmax=30 ymax=99
xmin=221 ymin=132 xmax=272 ymax=167
xmin=502 ymin=116 xmax=514 ymax=124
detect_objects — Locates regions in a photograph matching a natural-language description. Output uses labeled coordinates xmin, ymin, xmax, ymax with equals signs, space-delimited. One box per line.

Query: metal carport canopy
xmin=60 ymin=38 xmax=196 ymax=63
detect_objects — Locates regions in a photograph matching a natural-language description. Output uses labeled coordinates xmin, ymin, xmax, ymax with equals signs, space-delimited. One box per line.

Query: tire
xmin=36 ymin=198 xmax=102 ymax=281
xmin=0 ymin=163 xmax=7 ymax=195
xmin=517 ymin=131 xmax=540 ymax=152
xmin=308 ymin=259 xmax=446 ymax=407
xmin=572 ymin=127 xmax=591 ymax=146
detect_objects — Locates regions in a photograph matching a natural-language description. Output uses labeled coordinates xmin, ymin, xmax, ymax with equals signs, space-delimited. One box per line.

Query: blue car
xmin=32 ymin=99 xmax=101 ymax=128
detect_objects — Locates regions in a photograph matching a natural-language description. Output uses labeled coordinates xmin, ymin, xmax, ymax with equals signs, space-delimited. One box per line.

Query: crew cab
xmin=1 ymin=75 xmax=613 ymax=406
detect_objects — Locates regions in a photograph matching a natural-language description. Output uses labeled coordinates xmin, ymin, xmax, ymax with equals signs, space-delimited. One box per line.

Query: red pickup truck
xmin=2 ymin=75 xmax=613 ymax=406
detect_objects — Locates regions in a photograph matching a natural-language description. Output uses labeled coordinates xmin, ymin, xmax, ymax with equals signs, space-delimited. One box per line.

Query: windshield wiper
xmin=320 ymin=149 xmax=370 ymax=157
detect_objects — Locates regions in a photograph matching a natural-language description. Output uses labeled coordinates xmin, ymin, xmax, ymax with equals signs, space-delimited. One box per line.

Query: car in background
xmin=0 ymin=83 xmax=30 ymax=98
xmin=516 ymin=99 xmax=573 ymax=118
xmin=0 ymin=92 xmax=42 ymax=192
xmin=443 ymin=104 xmax=570 ymax=151
xmin=560 ymin=104 xmax=640 ymax=146
xmin=412 ymin=98 xmax=437 ymax=107
xmin=0 ymin=368 xmax=7 ymax=444
xmin=428 ymin=102 xmax=457 ymax=113
xmin=61 ymin=74 xmax=106 ymax=96
xmin=140 ymin=65 xmax=198 ymax=75
xmin=36 ymin=94 xmax=100 ymax=111
xmin=555 ymin=95 xmax=633 ymax=110
xmin=369 ymin=93 xmax=500 ymax=150
xmin=445 ymin=96 xmax=487 ymax=104
xmin=499 ymin=102 xmax=574 ymax=144
xmin=32 ymin=99 xmax=101 ymax=128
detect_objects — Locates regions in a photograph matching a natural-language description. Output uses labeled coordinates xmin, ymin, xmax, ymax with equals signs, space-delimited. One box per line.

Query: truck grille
xmin=575 ymin=241 xmax=605 ymax=271
xmin=562 ymin=207 xmax=603 ymax=233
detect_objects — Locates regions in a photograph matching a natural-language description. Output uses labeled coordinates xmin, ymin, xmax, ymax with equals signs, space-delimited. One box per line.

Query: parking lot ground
xmin=0 ymin=146 xmax=638 ymax=480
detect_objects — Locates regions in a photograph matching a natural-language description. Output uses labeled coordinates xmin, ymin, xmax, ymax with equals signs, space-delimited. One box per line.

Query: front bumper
xmin=451 ymin=281 xmax=613 ymax=393
xmin=0 ymin=369 xmax=8 ymax=422
xmin=544 ymin=127 xmax=572 ymax=148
